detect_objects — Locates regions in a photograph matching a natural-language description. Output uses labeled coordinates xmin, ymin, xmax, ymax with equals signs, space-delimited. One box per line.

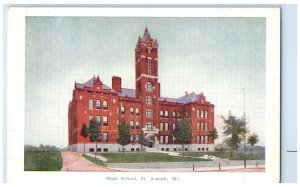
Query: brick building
xmin=68 ymin=28 xmax=215 ymax=153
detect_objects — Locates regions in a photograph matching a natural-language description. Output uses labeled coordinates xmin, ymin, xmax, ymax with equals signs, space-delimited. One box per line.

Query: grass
xmin=82 ymin=154 xmax=106 ymax=167
xmin=24 ymin=150 xmax=63 ymax=171
xmin=99 ymin=152 xmax=209 ymax=163
xmin=182 ymin=151 xmax=264 ymax=160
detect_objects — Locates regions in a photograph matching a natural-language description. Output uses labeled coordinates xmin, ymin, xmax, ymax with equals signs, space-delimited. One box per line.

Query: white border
xmin=6 ymin=7 xmax=280 ymax=185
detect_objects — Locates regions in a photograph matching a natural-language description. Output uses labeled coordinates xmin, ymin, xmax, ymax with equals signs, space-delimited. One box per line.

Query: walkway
xmin=60 ymin=151 xmax=115 ymax=172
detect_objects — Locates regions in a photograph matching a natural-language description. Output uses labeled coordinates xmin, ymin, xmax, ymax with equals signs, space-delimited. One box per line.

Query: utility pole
xmin=243 ymin=88 xmax=246 ymax=168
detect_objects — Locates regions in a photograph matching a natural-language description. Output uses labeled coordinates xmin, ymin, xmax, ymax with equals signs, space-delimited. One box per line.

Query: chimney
xmin=112 ymin=76 xmax=122 ymax=93
xmin=185 ymin=91 xmax=188 ymax=96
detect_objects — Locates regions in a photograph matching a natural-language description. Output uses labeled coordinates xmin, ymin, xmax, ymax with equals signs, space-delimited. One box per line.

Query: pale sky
xmin=25 ymin=17 xmax=266 ymax=147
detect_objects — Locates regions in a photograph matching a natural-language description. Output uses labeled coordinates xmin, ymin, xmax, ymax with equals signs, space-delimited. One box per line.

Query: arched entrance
xmin=145 ymin=134 xmax=157 ymax=148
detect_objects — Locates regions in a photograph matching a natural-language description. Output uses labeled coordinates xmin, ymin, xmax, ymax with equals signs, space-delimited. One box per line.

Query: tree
xmin=247 ymin=133 xmax=259 ymax=147
xmin=89 ymin=119 xmax=100 ymax=158
xmin=208 ymin=127 xmax=219 ymax=143
xmin=207 ymin=127 xmax=219 ymax=159
xmin=138 ymin=130 xmax=148 ymax=151
xmin=222 ymin=112 xmax=249 ymax=157
xmin=80 ymin=123 xmax=89 ymax=155
xmin=173 ymin=118 xmax=192 ymax=157
xmin=117 ymin=120 xmax=130 ymax=155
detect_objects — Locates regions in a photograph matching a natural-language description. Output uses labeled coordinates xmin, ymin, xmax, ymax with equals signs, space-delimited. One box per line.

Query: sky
xmin=25 ymin=17 xmax=266 ymax=147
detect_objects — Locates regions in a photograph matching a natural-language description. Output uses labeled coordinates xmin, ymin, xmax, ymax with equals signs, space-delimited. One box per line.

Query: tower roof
xmin=138 ymin=27 xmax=159 ymax=46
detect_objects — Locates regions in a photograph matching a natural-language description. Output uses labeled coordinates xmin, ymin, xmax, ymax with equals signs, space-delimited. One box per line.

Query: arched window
xmin=164 ymin=111 xmax=169 ymax=117
xmin=135 ymin=108 xmax=139 ymax=116
xmin=146 ymin=82 xmax=153 ymax=92
xmin=89 ymin=99 xmax=93 ymax=110
xmin=172 ymin=111 xmax=176 ymax=118
xmin=204 ymin=110 xmax=208 ymax=118
xmin=96 ymin=100 xmax=101 ymax=109
xmin=121 ymin=106 xmax=125 ymax=114
xmin=160 ymin=110 xmax=163 ymax=117
xmin=103 ymin=100 xmax=108 ymax=110
xmin=130 ymin=107 xmax=134 ymax=115
xmin=197 ymin=110 xmax=200 ymax=118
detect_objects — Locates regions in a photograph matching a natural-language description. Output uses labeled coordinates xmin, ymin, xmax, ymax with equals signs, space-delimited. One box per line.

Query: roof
xmin=75 ymin=77 xmax=116 ymax=92
xmin=119 ymin=88 xmax=136 ymax=98
xmin=139 ymin=27 xmax=159 ymax=46
xmin=159 ymin=92 xmax=208 ymax=105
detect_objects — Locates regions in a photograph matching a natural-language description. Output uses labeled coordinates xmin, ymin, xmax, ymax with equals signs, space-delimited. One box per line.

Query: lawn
xmin=24 ymin=150 xmax=63 ymax=171
xmin=99 ymin=152 xmax=209 ymax=163
xmin=182 ymin=151 xmax=264 ymax=160
xmin=82 ymin=154 xmax=106 ymax=166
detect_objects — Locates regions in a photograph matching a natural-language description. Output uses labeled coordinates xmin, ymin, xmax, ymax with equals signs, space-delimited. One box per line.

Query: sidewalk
xmin=60 ymin=151 xmax=115 ymax=171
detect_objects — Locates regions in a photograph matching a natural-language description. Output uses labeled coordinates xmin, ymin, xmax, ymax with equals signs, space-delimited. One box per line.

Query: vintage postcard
xmin=5 ymin=7 xmax=280 ymax=185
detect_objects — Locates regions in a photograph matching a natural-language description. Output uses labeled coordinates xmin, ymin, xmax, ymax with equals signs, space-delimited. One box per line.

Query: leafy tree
xmin=208 ymin=127 xmax=219 ymax=143
xmin=89 ymin=119 xmax=100 ymax=158
xmin=173 ymin=118 xmax=192 ymax=157
xmin=117 ymin=120 xmax=130 ymax=155
xmin=207 ymin=127 xmax=219 ymax=159
xmin=247 ymin=133 xmax=259 ymax=147
xmin=222 ymin=112 xmax=249 ymax=157
xmin=80 ymin=123 xmax=89 ymax=155
xmin=138 ymin=130 xmax=148 ymax=151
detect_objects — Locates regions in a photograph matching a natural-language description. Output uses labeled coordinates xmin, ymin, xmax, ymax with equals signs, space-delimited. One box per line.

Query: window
xmin=205 ymin=136 xmax=208 ymax=144
xmin=164 ymin=111 xmax=168 ymax=118
xmin=117 ymin=107 xmax=119 ymax=115
xmin=147 ymin=122 xmax=153 ymax=130
xmin=197 ymin=110 xmax=200 ymax=118
xmin=165 ymin=123 xmax=169 ymax=131
xmin=136 ymin=148 xmax=140 ymax=151
xmin=135 ymin=135 xmax=139 ymax=142
xmin=103 ymin=133 xmax=108 ymax=142
xmin=89 ymin=99 xmax=93 ymax=109
xmin=97 ymin=148 xmax=101 ymax=152
xmin=135 ymin=121 xmax=140 ymax=129
xmin=205 ymin=123 xmax=208 ymax=131
xmin=148 ymin=48 xmax=151 ymax=54
xmin=205 ymin=111 xmax=208 ymax=118
xmin=121 ymin=106 xmax=125 ymax=114
xmin=89 ymin=115 xmax=93 ymax=121
xmin=177 ymin=112 xmax=181 ymax=117
xmin=173 ymin=124 xmax=176 ymax=130
xmin=89 ymin=148 xmax=94 ymax=152
xmin=160 ymin=110 xmax=163 ymax=117
xmin=117 ymin=120 xmax=119 ymax=126
xmin=201 ymin=123 xmax=204 ymax=131
xmin=172 ymin=111 xmax=176 ymax=118
xmin=160 ymin=136 xmax=164 ymax=144
xmin=131 ymin=148 xmax=134 ymax=152
xmin=146 ymin=109 xmax=153 ymax=118
xmin=201 ymin=111 xmax=204 ymax=118
xmin=130 ymin=121 xmax=134 ymax=129
xmin=96 ymin=116 xmax=101 ymax=125
xmin=197 ymin=123 xmax=200 ymax=130
xmin=147 ymin=59 xmax=152 ymax=75
xmin=103 ymin=116 xmax=108 ymax=126
xmin=197 ymin=135 xmax=200 ymax=143
xmin=103 ymin=100 xmax=108 ymax=110
xmin=165 ymin=136 xmax=169 ymax=144
xmin=104 ymin=148 xmax=108 ymax=152
xmin=201 ymin=135 xmax=205 ymax=143
xmin=146 ymin=96 xmax=153 ymax=105
xmin=146 ymin=82 xmax=153 ymax=92
xmin=130 ymin=135 xmax=134 ymax=142
xmin=135 ymin=108 xmax=139 ymax=116
xmin=130 ymin=107 xmax=134 ymax=115
xmin=96 ymin=100 xmax=101 ymax=109
xmin=185 ymin=111 xmax=188 ymax=117
xmin=160 ymin=123 xmax=164 ymax=131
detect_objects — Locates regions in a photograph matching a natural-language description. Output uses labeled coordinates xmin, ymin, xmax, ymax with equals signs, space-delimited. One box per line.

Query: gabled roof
xmin=176 ymin=92 xmax=199 ymax=104
xmin=119 ymin=88 xmax=136 ymax=98
xmin=75 ymin=77 xmax=116 ymax=92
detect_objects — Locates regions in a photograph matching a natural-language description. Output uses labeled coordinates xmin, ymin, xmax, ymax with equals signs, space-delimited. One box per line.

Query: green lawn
xmin=182 ymin=151 xmax=264 ymax=160
xmin=99 ymin=152 xmax=209 ymax=163
xmin=82 ymin=154 xmax=106 ymax=166
xmin=24 ymin=151 xmax=63 ymax=171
